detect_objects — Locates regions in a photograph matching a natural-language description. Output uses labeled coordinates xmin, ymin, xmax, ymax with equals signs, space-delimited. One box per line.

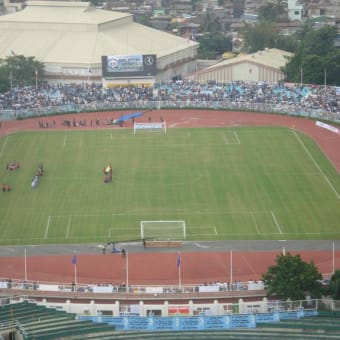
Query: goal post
xmin=133 ymin=121 xmax=166 ymax=134
xmin=140 ymin=220 xmax=186 ymax=241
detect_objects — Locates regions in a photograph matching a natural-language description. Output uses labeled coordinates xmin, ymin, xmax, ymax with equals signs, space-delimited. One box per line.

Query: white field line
xmin=66 ymin=216 xmax=72 ymax=239
xmin=0 ymin=136 xmax=8 ymax=159
xmin=223 ymin=134 xmax=229 ymax=144
xmin=293 ymin=130 xmax=340 ymax=199
xmin=45 ymin=216 xmax=51 ymax=239
xmin=5 ymin=230 xmax=340 ymax=243
xmin=250 ymin=212 xmax=260 ymax=234
xmin=108 ymin=227 xmax=139 ymax=237
xmin=63 ymin=135 xmax=67 ymax=147
xmin=233 ymin=131 xmax=241 ymax=144
xmin=271 ymin=211 xmax=282 ymax=234
xmin=110 ymin=133 xmax=113 ymax=140
xmin=79 ymin=135 xmax=82 ymax=148
xmin=213 ymin=226 xmax=218 ymax=235
xmin=50 ymin=210 xmax=276 ymax=218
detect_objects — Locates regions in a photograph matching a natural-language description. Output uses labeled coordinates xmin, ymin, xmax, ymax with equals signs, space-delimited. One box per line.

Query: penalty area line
xmin=45 ymin=216 xmax=51 ymax=239
xmin=271 ymin=211 xmax=282 ymax=234
xmin=233 ymin=131 xmax=241 ymax=144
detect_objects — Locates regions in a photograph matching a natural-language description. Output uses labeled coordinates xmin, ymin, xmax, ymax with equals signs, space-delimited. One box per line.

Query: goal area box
xmin=140 ymin=220 xmax=186 ymax=241
xmin=133 ymin=121 xmax=166 ymax=134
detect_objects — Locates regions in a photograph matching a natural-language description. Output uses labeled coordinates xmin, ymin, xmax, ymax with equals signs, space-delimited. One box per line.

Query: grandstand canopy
xmin=0 ymin=1 xmax=198 ymax=83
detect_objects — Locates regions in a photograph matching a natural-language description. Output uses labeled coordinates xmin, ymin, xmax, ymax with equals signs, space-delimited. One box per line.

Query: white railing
xmin=0 ymin=278 xmax=265 ymax=295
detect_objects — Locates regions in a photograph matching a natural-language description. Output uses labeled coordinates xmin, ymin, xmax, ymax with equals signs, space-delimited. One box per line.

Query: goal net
xmin=133 ymin=121 xmax=166 ymax=134
xmin=140 ymin=220 xmax=186 ymax=241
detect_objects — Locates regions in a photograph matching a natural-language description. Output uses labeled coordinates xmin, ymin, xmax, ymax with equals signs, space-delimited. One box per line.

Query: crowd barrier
xmin=0 ymin=278 xmax=264 ymax=295
xmin=8 ymin=100 xmax=339 ymax=124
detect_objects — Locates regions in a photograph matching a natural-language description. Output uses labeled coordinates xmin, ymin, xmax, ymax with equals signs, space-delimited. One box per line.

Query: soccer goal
xmin=140 ymin=220 xmax=186 ymax=241
xmin=133 ymin=121 xmax=166 ymax=134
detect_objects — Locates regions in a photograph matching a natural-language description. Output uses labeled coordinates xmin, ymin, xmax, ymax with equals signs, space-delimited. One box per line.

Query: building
xmin=0 ymin=1 xmax=199 ymax=86
xmin=189 ymin=48 xmax=293 ymax=83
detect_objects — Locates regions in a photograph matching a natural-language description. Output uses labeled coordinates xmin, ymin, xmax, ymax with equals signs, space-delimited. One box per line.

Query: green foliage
xmin=0 ymin=55 xmax=44 ymax=92
xmin=0 ymin=128 xmax=340 ymax=245
xmin=197 ymin=32 xmax=232 ymax=59
xmin=242 ymin=21 xmax=276 ymax=53
xmin=328 ymin=270 xmax=340 ymax=300
xmin=283 ymin=26 xmax=339 ymax=85
xmin=262 ymin=253 xmax=323 ymax=300
xmin=0 ymin=65 xmax=10 ymax=92
xmin=258 ymin=0 xmax=286 ymax=22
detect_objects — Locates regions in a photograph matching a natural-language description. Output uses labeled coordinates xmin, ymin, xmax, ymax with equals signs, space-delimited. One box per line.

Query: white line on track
xmin=0 ymin=136 xmax=8 ymax=159
xmin=271 ymin=211 xmax=282 ymax=234
xmin=293 ymin=130 xmax=340 ymax=199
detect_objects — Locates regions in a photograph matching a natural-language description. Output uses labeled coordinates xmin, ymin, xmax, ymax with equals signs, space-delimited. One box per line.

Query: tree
xmin=283 ymin=26 xmax=340 ymax=86
xmin=328 ymin=270 xmax=340 ymax=300
xmin=0 ymin=55 xmax=44 ymax=92
xmin=197 ymin=32 xmax=232 ymax=59
xmin=241 ymin=21 xmax=277 ymax=53
xmin=262 ymin=253 xmax=323 ymax=301
xmin=258 ymin=0 xmax=286 ymax=22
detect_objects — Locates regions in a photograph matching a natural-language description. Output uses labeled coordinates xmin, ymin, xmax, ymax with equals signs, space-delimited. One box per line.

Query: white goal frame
xmin=140 ymin=220 xmax=186 ymax=240
xmin=133 ymin=121 xmax=166 ymax=134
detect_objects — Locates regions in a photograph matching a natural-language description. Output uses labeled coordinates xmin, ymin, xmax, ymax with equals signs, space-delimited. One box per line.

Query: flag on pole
xmin=177 ymin=251 xmax=181 ymax=268
xmin=72 ymin=254 xmax=77 ymax=266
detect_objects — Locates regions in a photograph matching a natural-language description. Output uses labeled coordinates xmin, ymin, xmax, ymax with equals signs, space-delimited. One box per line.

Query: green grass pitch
xmin=0 ymin=126 xmax=339 ymax=245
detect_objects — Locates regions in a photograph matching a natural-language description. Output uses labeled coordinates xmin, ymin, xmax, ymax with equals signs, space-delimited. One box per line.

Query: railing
xmin=0 ymin=278 xmax=265 ymax=295
xmin=10 ymin=100 xmax=340 ymax=124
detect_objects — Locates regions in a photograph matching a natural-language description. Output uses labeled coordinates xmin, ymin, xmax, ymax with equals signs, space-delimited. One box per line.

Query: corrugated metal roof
xmin=205 ymin=48 xmax=293 ymax=71
xmin=0 ymin=1 xmax=198 ymax=67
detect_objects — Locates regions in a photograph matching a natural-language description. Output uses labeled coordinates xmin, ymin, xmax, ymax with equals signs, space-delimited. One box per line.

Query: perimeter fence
xmin=5 ymin=101 xmax=339 ymax=124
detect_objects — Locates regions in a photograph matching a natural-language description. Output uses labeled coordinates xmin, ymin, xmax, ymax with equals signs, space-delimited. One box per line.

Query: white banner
xmin=316 ymin=121 xmax=339 ymax=134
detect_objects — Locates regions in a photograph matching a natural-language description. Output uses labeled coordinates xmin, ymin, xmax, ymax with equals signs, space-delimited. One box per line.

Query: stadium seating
xmin=0 ymin=301 xmax=115 ymax=339
xmin=1 ymin=301 xmax=340 ymax=339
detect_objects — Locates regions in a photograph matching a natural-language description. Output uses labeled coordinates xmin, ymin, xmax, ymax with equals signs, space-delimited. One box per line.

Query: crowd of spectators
xmin=0 ymin=81 xmax=339 ymax=121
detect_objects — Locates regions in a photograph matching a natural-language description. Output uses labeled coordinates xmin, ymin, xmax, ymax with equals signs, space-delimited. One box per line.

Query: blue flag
xmin=177 ymin=251 xmax=181 ymax=268
xmin=72 ymin=254 xmax=77 ymax=266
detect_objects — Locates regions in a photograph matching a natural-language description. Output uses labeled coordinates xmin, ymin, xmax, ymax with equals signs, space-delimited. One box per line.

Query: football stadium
xmin=0 ymin=2 xmax=340 ymax=338
xmin=1 ymin=102 xmax=340 ymax=338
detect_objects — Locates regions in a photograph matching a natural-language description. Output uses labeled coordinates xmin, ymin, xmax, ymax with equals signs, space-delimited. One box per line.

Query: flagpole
xmin=74 ymin=262 xmax=77 ymax=285
xmin=72 ymin=253 xmax=77 ymax=285
xmin=177 ymin=251 xmax=182 ymax=289
xmin=126 ymin=251 xmax=129 ymax=293
xmin=24 ymin=248 xmax=27 ymax=281
xmin=332 ymin=241 xmax=335 ymax=275
xmin=230 ymin=249 xmax=233 ymax=285
xmin=178 ymin=263 xmax=181 ymax=289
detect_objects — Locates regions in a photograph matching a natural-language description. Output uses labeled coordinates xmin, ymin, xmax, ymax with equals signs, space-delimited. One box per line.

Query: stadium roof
xmin=0 ymin=1 xmax=197 ymax=67
xmin=206 ymin=48 xmax=293 ymax=71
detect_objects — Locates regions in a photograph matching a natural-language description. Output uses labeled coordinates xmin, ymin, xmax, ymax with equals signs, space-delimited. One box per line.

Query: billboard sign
xmin=102 ymin=54 xmax=157 ymax=77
